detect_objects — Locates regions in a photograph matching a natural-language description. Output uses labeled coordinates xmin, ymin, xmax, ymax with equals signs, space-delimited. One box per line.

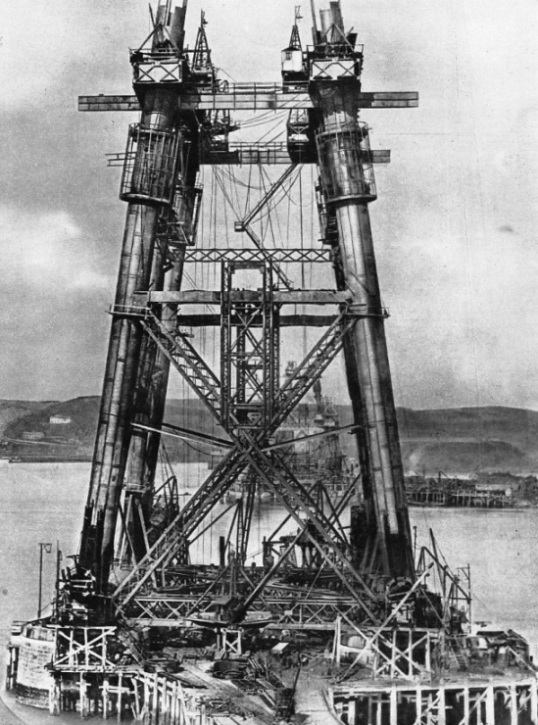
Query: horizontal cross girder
xmin=79 ymin=90 xmax=418 ymax=112
xmin=108 ymin=145 xmax=390 ymax=167
xmin=138 ymin=290 xmax=350 ymax=305
xmin=175 ymin=314 xmax=337 ymax=327
xmin=182 ymin=248 xmax=332 ymax=263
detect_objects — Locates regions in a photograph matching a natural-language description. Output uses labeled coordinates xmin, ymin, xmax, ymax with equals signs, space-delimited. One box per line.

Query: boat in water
xmin=6 ymin=1 xmax=537 ymax=724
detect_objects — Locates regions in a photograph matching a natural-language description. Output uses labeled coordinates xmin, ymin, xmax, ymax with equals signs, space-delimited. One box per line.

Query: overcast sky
xmin=1 ymin=0 xmax=537 ymax=410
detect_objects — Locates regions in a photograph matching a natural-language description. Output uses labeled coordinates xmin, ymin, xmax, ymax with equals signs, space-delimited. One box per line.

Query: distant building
xmin=22 ymin=431 xmax=45 ymax=441
xmin=49 ymin=415 xmax=72 ymax=425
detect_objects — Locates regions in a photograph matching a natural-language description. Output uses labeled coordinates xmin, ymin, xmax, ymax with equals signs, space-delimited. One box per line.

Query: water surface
xmin=1 ymin=462 xmax=537 ymax=721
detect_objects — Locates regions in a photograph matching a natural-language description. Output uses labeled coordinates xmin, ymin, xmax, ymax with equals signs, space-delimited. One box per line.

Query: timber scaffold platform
xmin=7 ymin=619 xmax=538 ymax=724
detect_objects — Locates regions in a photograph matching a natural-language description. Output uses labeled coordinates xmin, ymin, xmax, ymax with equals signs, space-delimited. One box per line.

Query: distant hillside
xmin=2 ymin=397 xmax=538 ymax=474
xmin=0 ymin=399 xmax=56 ymax=437
xmin=1 ymin=397 xmax=100 ymax=461
xmin=397 ymin=407 xmax=538 ymax=475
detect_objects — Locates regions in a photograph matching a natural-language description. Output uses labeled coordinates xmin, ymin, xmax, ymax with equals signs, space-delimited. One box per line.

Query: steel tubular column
xmin=81 ymin=10 xmax=187 ymax=586
xmin=312 ymin=85 xmax=414 ymax=576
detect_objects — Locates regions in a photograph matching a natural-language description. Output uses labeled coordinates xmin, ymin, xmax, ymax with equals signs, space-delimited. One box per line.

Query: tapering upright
xmin=306 ymin=2 xmax=415 ymax=578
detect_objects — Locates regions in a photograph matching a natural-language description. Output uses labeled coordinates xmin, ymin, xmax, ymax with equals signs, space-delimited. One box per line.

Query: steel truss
xmin=183 ymin=248 xmax=332 ymax=264
xmin=107 ymin=82 xmax=419 ymax=617
xmin=11 ymin=8 xmax=538 ymax=725
xmin=67 ymin=0 xmax=437 ymax=684
xmin=122 ymin=590 xmax=365 ymax=628
xmin=114 ymin=278 xmax=383 ymax=623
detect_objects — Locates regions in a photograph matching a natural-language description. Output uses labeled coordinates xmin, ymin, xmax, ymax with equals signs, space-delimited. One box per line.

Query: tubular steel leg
xmin=81 ymin=85 xmax=184 ymax=587
xmin=312 ymin=80 xmax=414 ymax=578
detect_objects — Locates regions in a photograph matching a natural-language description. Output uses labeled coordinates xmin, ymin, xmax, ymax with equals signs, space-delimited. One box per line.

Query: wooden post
xmin=6 ymin=645 xmax=16 ymax=691
xmin=161 ymin=674 xmax=166 ymax=725
xmin=390 ymin=687 xmax=398 ymax=725
xmin=510 ymin=684 xmax=518 ymax=725
xmin=103 ymin=676 xmax=109 ymax=720
xmin=416 ymin=687 xmax=422 ymax=725
xmin=333 ymin=617 xmax=341 ymax=665
xmin=166 ymin=678 xmax=171 ymax=725
xmin=170 ymin=682 xmax=176 ymax=725
xmin=154 ymin=672 xmax=160 ymax=725
xmin=366 ymin=695 xmax=372 ymax=725
xmin=170 ymin=678 xmax=175 ymax=725
xmin=463 ymin=685 xmax=470 ymax=725
xmin=103 ymin=628 xmax=108 ymax=668
xmin=531 ymin=680 xmax=538 ymax=725
xmin=79 ymin=673 xmax=88 ymax=719
xmin=69 ymin=629 xmax=75 ymax=667
xmin=348 ymin=698 xmax=357 ymax=724
xmin=144 ymin=674 xmax=150 ymax=725
xmin=173 ymin=680 xmax=179 ymax=725
xmin=158 ymin=678 xmax=164 ymax=725
xmin=376 ymin=695 xmax=382 ymax=725
xmin=117 ymin=672 xmax=123 ymax=723
xmin=486 ymin=686 xmax=495 ymax=725
xmin=132 ymin=675 xmax=142 ymax=722
xmin=178 ymin=680 xmax=187 ymax=724
xmin=49 ymin=675 xmax=62 ymax=716
xmin=424 ymin=694 xmax=432 ymax=725
xmin=438 ymin=687 xmax=446 ymax=725
xmin=391 ymin=630 xmax=397 ymax=678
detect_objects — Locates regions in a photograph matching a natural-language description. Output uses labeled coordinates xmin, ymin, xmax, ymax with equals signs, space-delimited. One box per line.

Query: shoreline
xmin=0 ymin=691 xmax=26 ymax=725
xmin=0 ymin=690 xmax=82 ymax=725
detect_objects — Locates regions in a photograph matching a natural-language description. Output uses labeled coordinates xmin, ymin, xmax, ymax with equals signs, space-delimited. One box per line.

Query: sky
xmin=0 ymin=0 xmax=537 ymax=410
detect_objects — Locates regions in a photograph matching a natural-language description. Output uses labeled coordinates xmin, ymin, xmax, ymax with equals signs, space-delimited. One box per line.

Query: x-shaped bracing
xmin=115 ymin=308 xmax=380 ymax=621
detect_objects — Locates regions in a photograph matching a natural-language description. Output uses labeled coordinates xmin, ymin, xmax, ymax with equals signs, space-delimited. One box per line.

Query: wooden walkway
xmin=294 ymin=674 xmax=343 ymax=724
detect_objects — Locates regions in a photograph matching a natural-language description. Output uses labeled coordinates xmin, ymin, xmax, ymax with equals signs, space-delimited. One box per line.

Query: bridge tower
xmin=74 ymin=1 xmax=418 ymax=617
xmin=13 ymin=4 xmax=492 ymax=723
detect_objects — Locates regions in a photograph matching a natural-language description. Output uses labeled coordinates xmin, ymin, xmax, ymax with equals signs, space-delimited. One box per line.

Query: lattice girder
xmin=141 ymin=313 xmax=223 ymax=423
xmin=114 ymin=297 xmax=372 ymax=623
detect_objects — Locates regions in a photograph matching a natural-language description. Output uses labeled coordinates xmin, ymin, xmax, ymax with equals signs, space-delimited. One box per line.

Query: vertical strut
xmin=310 ymin=2 xmax=414 ymax=578
xmin=80 ymin=8 xmax=195 ymax=588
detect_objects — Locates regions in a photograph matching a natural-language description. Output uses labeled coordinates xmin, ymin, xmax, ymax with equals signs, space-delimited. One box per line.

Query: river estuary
xmin=0 ymin=461 xmax=537 ymax=723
